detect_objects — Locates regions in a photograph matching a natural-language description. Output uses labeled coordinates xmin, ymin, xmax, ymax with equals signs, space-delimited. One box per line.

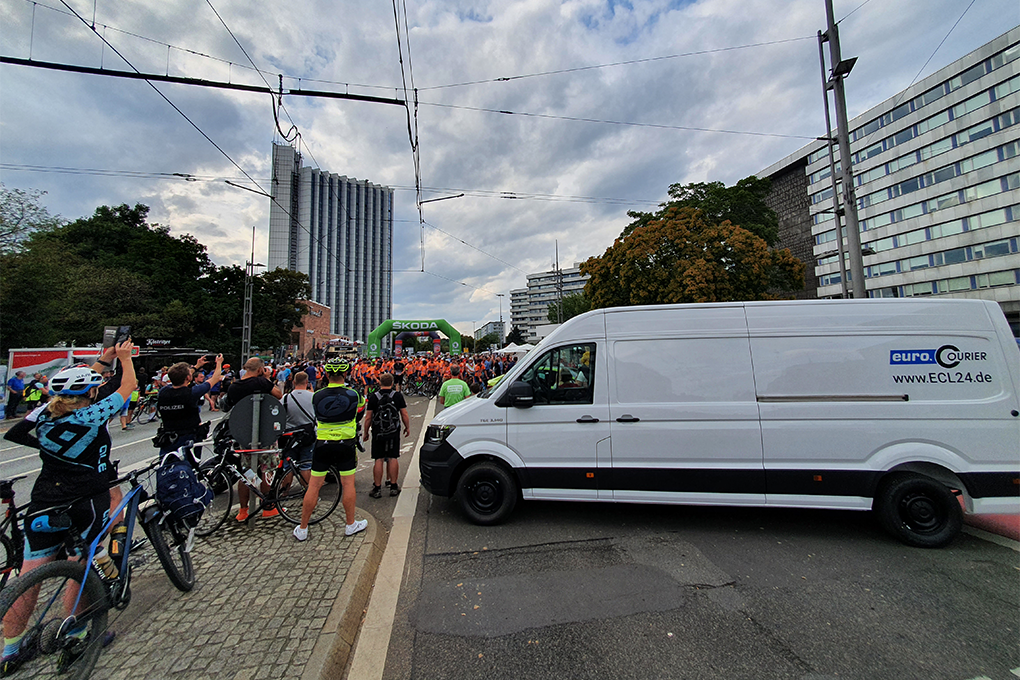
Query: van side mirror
xmin=507 ymin=380 xmax=535 ymax=409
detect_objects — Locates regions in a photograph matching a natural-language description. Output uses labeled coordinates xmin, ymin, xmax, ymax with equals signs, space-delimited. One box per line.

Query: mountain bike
xmin=0 ymin=458 xmax=197 ymax=679
xmin=0 ymin=476 xmax=27 ymax=590
xmin=195 ymin=427 xmax=341 ymax=537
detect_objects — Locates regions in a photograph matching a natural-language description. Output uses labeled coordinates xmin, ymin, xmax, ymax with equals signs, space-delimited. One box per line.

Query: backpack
xmin=156 ymin=454 xmax=214 ymax=527
xmin=373 ymin=391 xmax=401 ymax=437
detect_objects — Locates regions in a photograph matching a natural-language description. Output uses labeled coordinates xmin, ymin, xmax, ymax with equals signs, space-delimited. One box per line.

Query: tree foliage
xmin=622 ymin=176 xmax=779 ymax=245
xmin=506 ymin=325 xmax=526 ymax=345
xmin=0 ymin=201 xmax=311 ymax=358
xmin=0 ymin=184 xmax=63 ymax=254
xmin=581 ymin=207 xmax=804 ymax=308
xmin=547 ymin=292 xmax=591 ymax=323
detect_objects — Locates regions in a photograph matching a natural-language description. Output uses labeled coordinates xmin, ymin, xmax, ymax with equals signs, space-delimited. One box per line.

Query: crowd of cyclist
xmin=0 ymin=343 xmax=518 ymax=675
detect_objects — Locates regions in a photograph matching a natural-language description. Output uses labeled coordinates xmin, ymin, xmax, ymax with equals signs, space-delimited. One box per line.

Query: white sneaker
xmin=345 ymin=519 xmax=368 ymax=536
xmin=293 ymin=525 xmax=308 ymax=541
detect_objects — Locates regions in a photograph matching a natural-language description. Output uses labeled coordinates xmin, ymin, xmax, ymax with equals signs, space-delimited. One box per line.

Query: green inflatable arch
xmin=367 ymin=319 xmax=462 ymax=358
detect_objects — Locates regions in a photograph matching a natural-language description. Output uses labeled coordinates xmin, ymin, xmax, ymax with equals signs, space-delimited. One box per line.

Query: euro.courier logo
xmin=890 ymin=345 xmax=987 ymax=369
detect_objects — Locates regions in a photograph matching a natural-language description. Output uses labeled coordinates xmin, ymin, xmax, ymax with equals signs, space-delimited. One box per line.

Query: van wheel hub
xmin=467 ymin=481 xmax=500 ymax=512
xmin=900 ymin=493 xmax=940 ymax=532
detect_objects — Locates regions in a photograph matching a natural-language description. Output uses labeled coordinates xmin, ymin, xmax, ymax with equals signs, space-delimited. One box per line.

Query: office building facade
xmin=510 ymin=265 xmax=590 ymax=342
xmin=762 ymin=28 xmax=1019 ymax=333
xmin=268 ymin=143 xmax=394 ymax=342
xmin=474 ymin=320 xmax=506 ymax=346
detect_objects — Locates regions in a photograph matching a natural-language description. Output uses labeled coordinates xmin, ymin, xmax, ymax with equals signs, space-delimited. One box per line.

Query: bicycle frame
xmin=66 ymin=461 xmax=158 ymax=615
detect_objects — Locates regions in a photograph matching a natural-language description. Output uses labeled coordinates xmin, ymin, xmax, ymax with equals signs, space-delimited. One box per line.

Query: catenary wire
xmin=419 ymin=35 xmax=816 ymax=90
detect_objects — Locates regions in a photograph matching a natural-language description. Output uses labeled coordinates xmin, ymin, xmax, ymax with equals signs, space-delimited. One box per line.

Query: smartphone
xmin=103 ymin=325 xmax=132 ymax=348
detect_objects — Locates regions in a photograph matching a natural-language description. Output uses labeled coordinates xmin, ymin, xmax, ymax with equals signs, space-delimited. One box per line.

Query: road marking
xmin=348 ymin=399 xmax=434 ymax=680
xmin=1012 ymin=667 xmax=1020 ymax=678
xmin=963 ymin=526 xmax=1020 ymax=553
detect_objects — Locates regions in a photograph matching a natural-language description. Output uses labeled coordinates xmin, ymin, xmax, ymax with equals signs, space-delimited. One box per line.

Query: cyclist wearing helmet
xmin=1 ymin=341 xmax=136 ymax=674
xmin=292 ymin=356 xmax=367 ymax=541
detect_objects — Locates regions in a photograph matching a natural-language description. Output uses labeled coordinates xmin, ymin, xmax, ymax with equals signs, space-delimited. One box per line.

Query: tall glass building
xmin=762 ymin=28 xmax=1019 ymax=334
xmin=268 ymin=143 xmax=394 ymax=342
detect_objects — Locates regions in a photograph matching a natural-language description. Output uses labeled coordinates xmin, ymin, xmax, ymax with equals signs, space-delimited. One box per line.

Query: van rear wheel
xmin=876 ymin=474 xmax=962 ymax=548
xmin=457 ymin=461 xmax=517 ymax=525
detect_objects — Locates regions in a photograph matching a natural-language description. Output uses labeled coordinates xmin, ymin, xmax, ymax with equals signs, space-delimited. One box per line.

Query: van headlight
xmin=425 ymin=425 xmax=456 ymax=445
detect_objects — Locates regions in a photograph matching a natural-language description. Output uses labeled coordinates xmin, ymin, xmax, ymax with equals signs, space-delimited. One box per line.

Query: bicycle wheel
xmin=143 ymin=512 xmax=195 ymax=592
xmin=136 ymin=401 xmax=158 ymax=425
xmin=194 ymin=467 xmax=232 ymax=538
xmin=0 ymin=532 xmax=20 ymax=590
xmin=272 ymin=465 xmax=341 ymax=526
xmin=0 ymin=560 xmax=109 ymax=680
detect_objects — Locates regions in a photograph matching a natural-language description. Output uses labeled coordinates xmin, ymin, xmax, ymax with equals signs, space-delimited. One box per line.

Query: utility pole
xmin=821 ymin=0 xmax=867 ymax=298
xmin=242 ymin=226 xmax=265 ymax=361
xmin=554 ymin=241 xmax=563 ymax=324
xmin=817 ymin=32 xmax=849 ymax=298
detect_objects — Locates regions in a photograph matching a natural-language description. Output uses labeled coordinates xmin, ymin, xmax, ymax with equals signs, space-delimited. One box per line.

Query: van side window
xmin=520 ymin=343 xmax=595 ymax=405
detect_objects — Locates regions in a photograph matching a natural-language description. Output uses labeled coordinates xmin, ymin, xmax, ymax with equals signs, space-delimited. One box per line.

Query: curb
xmin=300 ymin=508 xmax=389 ymax=680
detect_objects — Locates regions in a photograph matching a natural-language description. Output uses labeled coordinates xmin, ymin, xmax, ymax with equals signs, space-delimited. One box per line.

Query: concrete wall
xmin=764 ymin=160 xmax=818 ymax=299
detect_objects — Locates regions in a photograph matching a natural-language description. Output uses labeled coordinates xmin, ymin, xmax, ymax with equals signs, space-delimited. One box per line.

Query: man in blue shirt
xmin=4 ymin=371 xmax=26 ymax=419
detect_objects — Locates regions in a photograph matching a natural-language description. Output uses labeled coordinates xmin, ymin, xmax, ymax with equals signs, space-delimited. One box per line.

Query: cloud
xmin=1 ymin=0 xmax=1015 ymax=333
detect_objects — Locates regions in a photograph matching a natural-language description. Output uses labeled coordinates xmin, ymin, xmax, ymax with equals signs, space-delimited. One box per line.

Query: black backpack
xmin=156 ymin=453 xmax=214 ymax=527
xmin=373 ymin=391 xmax=401 ymax=437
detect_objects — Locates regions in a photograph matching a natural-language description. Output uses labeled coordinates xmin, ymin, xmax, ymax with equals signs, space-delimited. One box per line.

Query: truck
xmin=419 ymin=298 xmax=1020 ymax=548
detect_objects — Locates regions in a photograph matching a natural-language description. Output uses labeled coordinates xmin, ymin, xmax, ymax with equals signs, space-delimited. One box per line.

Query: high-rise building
xmin=761 ymin=28 xmax=1019 ymax=334
xmin=268 ymin=143 xmax=394 ymax=342
xmin=510 ymin=265 xmax=590 ymax=342
xmin=474 ymin=321 xmax=505 ymax=346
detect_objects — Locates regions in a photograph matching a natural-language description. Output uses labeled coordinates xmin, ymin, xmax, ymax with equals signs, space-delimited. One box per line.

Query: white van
xmin=420 ymin=299 xmax=1020 ymax=547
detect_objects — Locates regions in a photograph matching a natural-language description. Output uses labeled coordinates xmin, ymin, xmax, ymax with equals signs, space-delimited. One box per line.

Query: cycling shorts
xmin=393 ymin=374 xmax=404 ymax=386
xmin=311 ymin=440 xmax=357 ymax=477
xmin=24 ymin=491 xmax=111 ymax=561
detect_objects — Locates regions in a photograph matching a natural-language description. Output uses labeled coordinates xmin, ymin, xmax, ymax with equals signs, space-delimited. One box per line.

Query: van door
xmin=506 ymin=341 xmax=611 ymax=500
xmin=607 ymin=335 xmax=765 ymax=505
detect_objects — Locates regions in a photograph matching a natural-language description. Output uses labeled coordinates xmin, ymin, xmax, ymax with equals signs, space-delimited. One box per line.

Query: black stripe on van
xmin=958 ymin=471 xmax=1020 ymax=498
xmin=522 ymin=468 xmax=1020 ymax=498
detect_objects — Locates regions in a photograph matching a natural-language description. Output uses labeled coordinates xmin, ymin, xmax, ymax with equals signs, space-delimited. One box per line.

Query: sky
xmin=1 ymin=0 xmax=1017 ymax=339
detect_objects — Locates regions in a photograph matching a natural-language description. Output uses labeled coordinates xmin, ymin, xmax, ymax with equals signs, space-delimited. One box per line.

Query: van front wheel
xmin=876 ymin=474 xmax=962 ymax=548
xmin=457 ymin=461 xmax=518 ymax=525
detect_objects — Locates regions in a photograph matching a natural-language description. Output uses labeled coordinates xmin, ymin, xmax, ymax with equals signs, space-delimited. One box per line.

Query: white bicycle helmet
xmin=50 ymin=364 xmax=104 ymax=395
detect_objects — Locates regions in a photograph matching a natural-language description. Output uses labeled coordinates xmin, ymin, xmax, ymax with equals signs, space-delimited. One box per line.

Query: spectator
xmin=438 ymin=365 xmax=471 ymax=409
xmin=4 ymin=371 xmax=26 ymax=419
xmin=363 ymin=373 xmax=410 ymax=498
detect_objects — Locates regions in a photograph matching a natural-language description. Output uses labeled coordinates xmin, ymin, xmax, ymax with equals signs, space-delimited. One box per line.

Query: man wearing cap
xmin=293 ymin=356 xmax=367 ymax=541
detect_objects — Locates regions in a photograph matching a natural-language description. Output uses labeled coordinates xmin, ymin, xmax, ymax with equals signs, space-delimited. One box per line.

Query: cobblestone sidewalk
xmin=90 ymin=507 xmax=380 ymax=680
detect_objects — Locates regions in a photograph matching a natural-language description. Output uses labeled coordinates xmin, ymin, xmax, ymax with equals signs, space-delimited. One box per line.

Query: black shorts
xmin=371 ymin=433 xmax=401 ymax=460
xmin=24 ymin=491 xmax=111 ymax=560
xmin=393 ymin=374 xmax=404 ymax=386
xmin=311 ymin=440 xmax=357 ymax=477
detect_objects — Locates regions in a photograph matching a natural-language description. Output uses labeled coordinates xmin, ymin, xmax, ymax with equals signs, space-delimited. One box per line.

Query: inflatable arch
xmin=367 ymin=320 xmax=462 ymax=358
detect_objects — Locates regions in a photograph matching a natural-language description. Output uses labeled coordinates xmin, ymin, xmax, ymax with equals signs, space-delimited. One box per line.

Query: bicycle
xmin=130 ymin=393 xmax=159 ymax=425
xmin=195 ymin=427 xmax=341 ymax=537
xmin=0 ymin=476 xmax=27 ymax=590
xmin=0 ymin=458 xmax=197 ymax=678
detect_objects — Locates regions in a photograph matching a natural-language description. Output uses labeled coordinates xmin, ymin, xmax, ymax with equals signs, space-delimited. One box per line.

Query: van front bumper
xmin=419 ymin=439 xmax=464 ymax=497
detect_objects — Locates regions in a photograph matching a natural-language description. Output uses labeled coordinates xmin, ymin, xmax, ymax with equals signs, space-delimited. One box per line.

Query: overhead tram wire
xmin=419 ymin=35 xmax=816 ymax=90
xmin=421 ymin=221 xmax=528 ymax=275
xmin=18 ymin=0 xmax=402 ymax=93
xmin=55 ymin=0 xmax=270 ymax=198
xmin=418 ymin=101 xmax=816 ymax=140
xmin=391 ymin=0 xmax=425 ymax=271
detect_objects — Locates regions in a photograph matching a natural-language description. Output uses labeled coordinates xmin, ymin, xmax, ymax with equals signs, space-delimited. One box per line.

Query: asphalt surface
xmin=385 ymin=489 xmax=1020 ymax=680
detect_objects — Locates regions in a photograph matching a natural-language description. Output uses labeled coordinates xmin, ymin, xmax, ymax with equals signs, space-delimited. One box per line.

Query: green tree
xmin=547 ymin=292 xmax=591 ymax=323
xmin=0 ymin=184 xmax=63 ymax=254
xmin=475 ymin=332 xmax=500 ymax=351
xmin=622 ymin=176 xmax=778 ymax=245
xmin=506 ymin=326 xmax=526 ymax=345
xmin=581 ymin=207 xmax=804 ymax=308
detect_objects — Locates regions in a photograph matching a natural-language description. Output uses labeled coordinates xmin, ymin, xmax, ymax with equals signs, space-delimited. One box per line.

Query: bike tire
xmin=143 ymin=511 xmax=195 ymax=592
xmin=273 ymin=465 xmax=342 ymax=526
xmin=0 ymin=560 xmax=109 ymax=680
xmin=137 ymin=402 xmax=158 ymax=425
xmin=0 ymin=532 xmax=20 ymax=590
xmin=194 ymin=467 xmax=232 ymax=538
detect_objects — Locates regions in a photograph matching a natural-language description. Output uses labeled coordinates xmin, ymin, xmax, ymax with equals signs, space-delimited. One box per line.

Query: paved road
xmin=384 ymin=484 xmax=1020 ymax=680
